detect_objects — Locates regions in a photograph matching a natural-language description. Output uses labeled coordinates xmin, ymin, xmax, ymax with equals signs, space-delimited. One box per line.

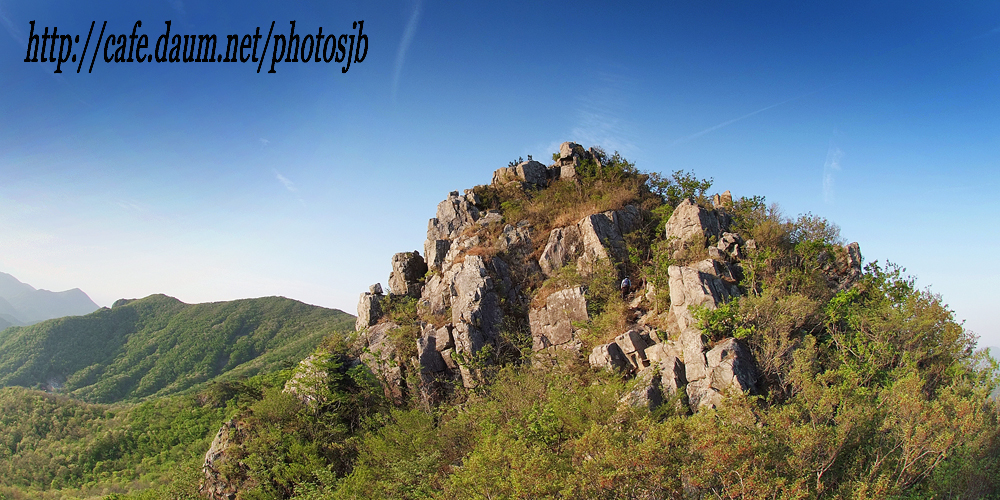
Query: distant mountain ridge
xmin=0 ymin=294 xmax=355 ymax=403
xmin=0 ymin=272 xmax=100 ymax=326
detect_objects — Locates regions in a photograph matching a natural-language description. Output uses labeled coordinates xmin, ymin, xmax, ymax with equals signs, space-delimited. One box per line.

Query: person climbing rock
xmin=620 ymin=276 xmax=631 ymax=300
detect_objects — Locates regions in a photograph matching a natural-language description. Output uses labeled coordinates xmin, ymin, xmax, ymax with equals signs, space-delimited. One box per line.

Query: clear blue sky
xmin=2 ymin=1 xmax=998 ymax=347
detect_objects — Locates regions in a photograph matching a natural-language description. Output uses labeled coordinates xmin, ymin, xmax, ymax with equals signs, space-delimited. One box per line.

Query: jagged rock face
xmin=425 ymin=190 xmax=482 ymax=271
xmin=692 ymin=258 xmax=739 ymax=286
xmin=497 ymin=222 xmax=532 ymax=257
xmin=356 ymin=285 xmax=384 ymax=331
xmin=538 ymin=205 xmax=640 ymax=277
xmin=419 ymin=253 xmax=508 ymax=389
xmin=577 ymin=212 xmax=628 ymax=274
xmin=359 ymin=322 xmax=408 ymax=403
xmin=200 ymin=419 xmax=246 ymax=500
xmin=668 ymin=263 xmax=752 ymax=411
xmin=416 ymin=323 xmax=461 ymax=404
xmin=418 ymin=323 xmax=454 ymax=374
xmin=530 ymin=286 xmax=588 ymax=351
xmin=615 ymin=329 xmax=651 ymax=371
xmin=711 ymin=190 xmax=733 ymax=209
xmin=619 ymin=367 xmax=664 ymax=411
xmin=686 ymin=338 xmax=758 ymax=411
xmin=451 ymin=255 xmax=502 ymax=359
xmin=538 ymin=225 xmax=583 ymax=276
xmin=388 ymin=251 xmax=428 ymax=297
xmin=665 ymin=198 xmax=722 ymax=244
xmin=706 ymin=338 xmax=757 ymax=395
xmin=492 ymin=160 xmax=548 ymax=188
xmin=556 ymin=141 xmax=594 ymax=167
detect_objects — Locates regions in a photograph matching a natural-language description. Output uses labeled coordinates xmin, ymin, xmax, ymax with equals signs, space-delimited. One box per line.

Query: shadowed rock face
xmin=359 ymin=321 xmax=408 ymax=404
xmin=388 ymin=251 xmax=428 ymax=298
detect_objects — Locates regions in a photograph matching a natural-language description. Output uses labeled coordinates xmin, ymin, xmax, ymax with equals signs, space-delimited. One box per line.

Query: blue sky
xmin=1 ymin=1 xmax=998 ymax=347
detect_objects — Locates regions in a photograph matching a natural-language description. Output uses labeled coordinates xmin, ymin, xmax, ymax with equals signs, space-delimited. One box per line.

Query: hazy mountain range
xmin=0 ymin=272 xmax=100 ymax=329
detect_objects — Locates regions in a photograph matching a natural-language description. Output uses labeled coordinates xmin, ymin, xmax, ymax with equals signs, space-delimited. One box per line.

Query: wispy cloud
xmin=393 ymin=0 xmax=423 ymax=100
xmin=564 ymin=71 xmax=636 ymax=155
xmin=669 ymin=85 xmax=833 ymax=148
xmin=274 ymin=171 xmax=296 ymax=192
xmin=259 ymin=138 xmax=270 ymax=146
xmin=0 ymin=3 xmax=25 ymax=45
xmin=822 ymin=142 xmax=843 ymax=204
xmin=117 ymin=200 xmax=147 ymax=212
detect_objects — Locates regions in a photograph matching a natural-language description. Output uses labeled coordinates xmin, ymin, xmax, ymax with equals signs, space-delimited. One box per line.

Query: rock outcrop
xmin=388 ymin=251 xmax=428 ymax=297
xmin=425 ymin=190 xmax=482 ymax=271
xmin=359 ymin=321 xmax=408 ymax=403
xmin=351 ymin=147 xmax=773 ymax=414
xmin=529 ymin=286 xmax=588 ymax=351
xmin=492 ymin=160 xmax=548 ymax=188
xmin=586 ymin=194 xmax=763 ymax=413
xmin=665 ymin=198 xmax=722 ymax=245
xmin=283 ymin=353 xmax=331 ymax=407
xmin=200 ymin=418 xmax=245 ymax=500
xmin=538 ymin=205 xmax=640 ymax=276
xmin=355 ymin=283 xmax=384 ymax=331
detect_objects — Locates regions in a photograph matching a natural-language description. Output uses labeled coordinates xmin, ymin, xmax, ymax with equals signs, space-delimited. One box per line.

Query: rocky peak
xmin=347 ymin=145 xmax=853 ymax=415
xmin=388 ymin=251 xmax=428 ymax=297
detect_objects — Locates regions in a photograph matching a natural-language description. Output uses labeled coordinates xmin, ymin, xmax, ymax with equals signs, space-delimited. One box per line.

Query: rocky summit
xmin=192 ymin=142 xmax=995 ymax=500
xmin=344 ymin=141 xmax=862 ymax=412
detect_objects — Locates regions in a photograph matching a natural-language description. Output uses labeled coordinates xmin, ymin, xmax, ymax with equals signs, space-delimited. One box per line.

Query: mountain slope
xmin=0 ymin=294 xmax=355 ymax=403
xmin=0 ymin=272 xmax=100 ymax=324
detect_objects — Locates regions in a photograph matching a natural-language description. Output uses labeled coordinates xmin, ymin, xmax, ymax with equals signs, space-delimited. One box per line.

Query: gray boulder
xmin=706 ymin=338 xmax=758 ymax=394
xmin=668 ymin=264 xmax=746 ymax=411
xmin=687 ymin=338 xmax=758 ymax=411
xmin=618 ymin=355 xmax=688 ymax=412
xmin=614 ymin=329 xmax=650 ymax=371
xmin=577 ymin=212 xmax=628 ymax=274
xmin=497 ymin=223 xmax=532 ymax=257
xmin=665 ymin=198 xmax=722 ymax=245
xmin=589 ymin=342 xmax=629 ymax=372
xmin=619 ymin=368 xmax=664 ymax=411
xmin=529 ymin=286 xmax=589 ymax=350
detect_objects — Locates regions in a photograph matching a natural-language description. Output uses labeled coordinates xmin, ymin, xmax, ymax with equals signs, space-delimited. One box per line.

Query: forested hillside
xmin=0 ymin=294 xmax=354 ymax=403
